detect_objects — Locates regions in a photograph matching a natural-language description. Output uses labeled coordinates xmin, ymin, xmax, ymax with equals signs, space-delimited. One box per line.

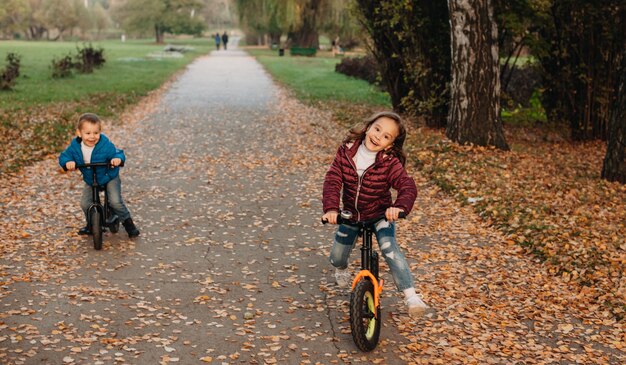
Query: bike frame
xmin=71 ymin=162 xmax=122 ymax=229
xmin=78 ymin=162 xmax=109 ymax=226
xmin=351 ymin=223 xmax=383 ymax=315
xmin=323 ymin=211 xmax=405 ymax=351
xmin=323 ymin=211 xmax=406 ymax=317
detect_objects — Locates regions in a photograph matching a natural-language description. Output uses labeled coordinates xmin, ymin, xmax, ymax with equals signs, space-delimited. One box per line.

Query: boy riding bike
xmin=59 ymin=113 xmax=140 ymax=238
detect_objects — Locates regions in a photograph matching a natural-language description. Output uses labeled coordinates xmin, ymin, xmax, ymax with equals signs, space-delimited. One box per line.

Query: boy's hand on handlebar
xmin=385 ymin=207 xmax=404 ymax=222
xmin=322 ymin=211 xmax=339 ymax=225
xmin=110 ymin=158 xmax=122 ymax=167
xmin=65 ymin=161 xmax=76 ymax=171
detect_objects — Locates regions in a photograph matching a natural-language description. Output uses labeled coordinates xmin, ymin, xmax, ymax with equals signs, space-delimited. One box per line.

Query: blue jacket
xmin=58 ymin=134 xmax=125 ymax=186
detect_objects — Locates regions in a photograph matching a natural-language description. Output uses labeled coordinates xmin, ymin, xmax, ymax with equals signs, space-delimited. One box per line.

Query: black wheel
xmin=350 ymin=278 xmax=381 ymax=352
xmin=91 ymin=208 xmax=103 ymax=250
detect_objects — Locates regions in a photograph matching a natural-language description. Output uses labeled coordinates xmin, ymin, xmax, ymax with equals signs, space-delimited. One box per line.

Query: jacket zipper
xmin=346 ymin=147 xmax=376 ymax=222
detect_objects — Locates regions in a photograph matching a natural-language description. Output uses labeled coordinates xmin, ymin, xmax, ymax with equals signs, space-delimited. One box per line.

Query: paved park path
xmin=1 ymin=40 xmax=624 ymax=365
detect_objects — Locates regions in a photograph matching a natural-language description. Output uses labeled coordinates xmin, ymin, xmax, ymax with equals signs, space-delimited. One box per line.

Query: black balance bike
xmin=323 ymin=210 xmax=405 ymax=352
xmin=66 ymin=161 xmax=123 ymax=250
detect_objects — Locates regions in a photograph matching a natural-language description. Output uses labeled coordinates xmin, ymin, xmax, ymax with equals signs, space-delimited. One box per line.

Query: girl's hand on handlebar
xmin=110 ymin=158 xmax=122 ymax=167
xmin=385 ymin=207 xmax=404 ymax=222
xmin=322 ymin=211 xmax=339 ymax=225
xmin=65 ymin=161 xmax=76 ymax=171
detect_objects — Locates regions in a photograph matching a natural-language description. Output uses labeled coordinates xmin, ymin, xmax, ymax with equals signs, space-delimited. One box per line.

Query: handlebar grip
xmin=321 ymin=216 xmax=347 ymax=225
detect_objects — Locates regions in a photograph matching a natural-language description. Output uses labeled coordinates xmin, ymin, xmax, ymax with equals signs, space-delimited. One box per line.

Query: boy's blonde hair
xmin=77 ymin=113 xmax=102 ymax=131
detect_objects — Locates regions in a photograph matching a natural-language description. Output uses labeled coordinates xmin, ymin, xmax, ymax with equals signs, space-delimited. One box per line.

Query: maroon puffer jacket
xmin=322 ymin=140 xmax=417 ymax=222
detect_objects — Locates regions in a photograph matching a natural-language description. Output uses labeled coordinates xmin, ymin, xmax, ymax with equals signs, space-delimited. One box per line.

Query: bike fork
xmin=361 ymin=228 xmax=380 ymax=280
xmin=354 ymin=228 xmax=383 ymax=314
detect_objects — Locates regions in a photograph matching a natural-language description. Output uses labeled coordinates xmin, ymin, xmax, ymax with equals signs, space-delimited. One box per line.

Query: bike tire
xmin=91 ymin=209 xmax=103 ymax=250
xmin=350 ymin=278 xmax=381 ymax=352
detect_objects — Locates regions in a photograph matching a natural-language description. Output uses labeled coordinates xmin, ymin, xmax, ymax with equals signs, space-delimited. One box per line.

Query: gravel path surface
xmin=0 ymin=41 xmax=623 ymax=365
xmin=0 ymin=42 xmax=415 ymax=364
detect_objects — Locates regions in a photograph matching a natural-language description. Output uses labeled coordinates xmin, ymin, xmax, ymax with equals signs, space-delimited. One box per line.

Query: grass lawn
xmin=0 ymin=38 xmax=210 ymax=109
xmin=245 ymin=47 xmax=390 ymax=113
xmin=0 ymin=38 xmax=210 ymax=173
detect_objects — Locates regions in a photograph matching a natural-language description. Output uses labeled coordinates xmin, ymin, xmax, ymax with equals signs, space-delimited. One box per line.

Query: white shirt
xmin=81 ymin=142 xmax=95 ymax=164
xmin=355 ymin=142 xmax=377 ymax=177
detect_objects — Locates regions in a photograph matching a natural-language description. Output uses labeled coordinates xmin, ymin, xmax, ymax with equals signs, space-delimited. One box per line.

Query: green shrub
xmin=0 ymin=53 xmax=21 ymax=90
xmin=51 ymin=54 xmax=75 ymax=78
xmin=74 ymin=43 xmax=105 ymax=73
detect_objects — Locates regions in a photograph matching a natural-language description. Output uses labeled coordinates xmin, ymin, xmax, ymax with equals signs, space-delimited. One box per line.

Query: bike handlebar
xmin=63 ymin=161 xmax=124 ymax=171
xmin=321 ymin=211 xmax=406 ymax=226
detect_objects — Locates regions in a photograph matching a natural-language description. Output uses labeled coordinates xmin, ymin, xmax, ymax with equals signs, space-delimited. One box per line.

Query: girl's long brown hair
xmin=344 ymin=111 xmax=407 ymax=166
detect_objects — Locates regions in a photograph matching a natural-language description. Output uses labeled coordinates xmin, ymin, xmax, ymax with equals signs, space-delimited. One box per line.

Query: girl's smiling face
xmin=363 ymin=117 xmax=399 ymax=152
xmin=77 ymin=122 xmax=101 ymax=147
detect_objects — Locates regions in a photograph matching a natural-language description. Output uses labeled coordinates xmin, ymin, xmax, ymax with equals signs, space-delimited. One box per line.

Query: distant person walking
xmin=221 ymin=32 xmax=229 ymax=50
xmin=214 ymin=33 xmax=221 ymax=50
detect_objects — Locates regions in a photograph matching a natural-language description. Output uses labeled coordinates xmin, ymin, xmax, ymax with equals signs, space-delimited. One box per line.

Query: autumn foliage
xmin=406 ymin=126 xmax=626 ymax=318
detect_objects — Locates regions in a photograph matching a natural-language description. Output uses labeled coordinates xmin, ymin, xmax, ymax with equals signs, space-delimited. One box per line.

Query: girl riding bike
xmin=321 ymin=111 xmax=427 ymax=317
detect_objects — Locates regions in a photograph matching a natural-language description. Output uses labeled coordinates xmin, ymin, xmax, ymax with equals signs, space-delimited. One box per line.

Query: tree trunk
xmin=446 ymin=0 xmax=509 ymax=150
xmin=602 ymin=51 xmax=626 ymax=183
xmin=292 ymin=0 xmax=321 ymax=48
xmin=420 ymin=1 xmax=451 ymax=128
xmin=155 ymin=25 xmax=164 ymax=44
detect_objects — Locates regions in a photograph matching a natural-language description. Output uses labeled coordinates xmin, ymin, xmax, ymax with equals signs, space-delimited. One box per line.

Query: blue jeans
xmin=80 ymin=176 xmax=131 ymax=224
xmin=329 ymin=220 xmax=415 ymax=291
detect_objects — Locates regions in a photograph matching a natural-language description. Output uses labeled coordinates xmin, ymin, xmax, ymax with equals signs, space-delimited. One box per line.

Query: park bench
xmin=290 ymin=47 xmax=317 ymax=57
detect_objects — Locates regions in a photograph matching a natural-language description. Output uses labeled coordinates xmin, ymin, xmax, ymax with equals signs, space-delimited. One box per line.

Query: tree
xmin=320 ymin=0 xmax=360 ymax=49
xmin=42 ymin=0 xmax=81 ymax=40
xmin=235 ymin=0 xmax=287 ymax=46
xmin=112 ymin=0 xmax=206 ymax=43
xmin=25 ymin=0 xmax=48 ymax=39
xmin=493 ymin=0 xmax=538 ymax=101
xmin=602 ymin=48 xmax=626 ymax=183
xmin=0 ymin=0 xmax=31 ymax=38
xmin=530 ymin=0 xmax=624 ymax=141
xmin=355 ymin=0 xmax=450 ymax=127
xmin=201 ymin=0 xmax=234 ymax=33
xmin=446 ymin=0 xmax=508 ymax=150
xmin=238 ymin=0 xmax=324 ymax=48
xmin=91 ymin=2 xmax=110 ymax=38
xmin=290 ymin=0 xmax=323 ymax=48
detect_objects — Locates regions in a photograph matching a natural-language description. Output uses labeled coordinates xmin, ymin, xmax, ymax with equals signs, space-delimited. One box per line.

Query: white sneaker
xmin=405 ymin=294 xmax=428 ymax=318
xmin=334 ymin=268 xmax=351 ymax=288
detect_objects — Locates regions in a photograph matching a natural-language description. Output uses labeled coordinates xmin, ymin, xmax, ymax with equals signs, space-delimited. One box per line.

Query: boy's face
xmin=364 ymin=117 xmax=399 ymax=152
xmin=76 ymin=122 xmax=101 ymax=147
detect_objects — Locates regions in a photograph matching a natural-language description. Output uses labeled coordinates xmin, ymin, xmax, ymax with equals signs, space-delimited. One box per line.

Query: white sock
xmin=403 ymin=287 xmax=417 ymax=300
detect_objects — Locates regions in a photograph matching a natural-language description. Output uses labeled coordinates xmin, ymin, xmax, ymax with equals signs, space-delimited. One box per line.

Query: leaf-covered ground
xmin=0 ymin=52 xmax=624 ymax=364
xmin=403 ymin=127 xmax=626 ymax=319
xmin=0 ymin=91 xmax=161 ymax=174
xmin=283 ymin=93 xmax=625 ymax=364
